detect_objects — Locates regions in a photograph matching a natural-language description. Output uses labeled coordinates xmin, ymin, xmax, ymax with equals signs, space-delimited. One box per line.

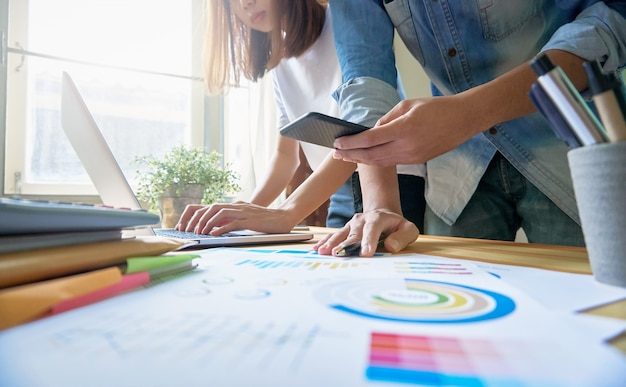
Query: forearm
xmin=358 ymin=165 xmax=401 ymax=214
xmin=464 ymin=50 xmax=588 ymax=134
xmin=250 ymin=168 xmax=297 ymax=207
xmin=250 ymin=139 xmax=300 ymax=206
xmin=330 ymin=1 xmax=408 ymax=216
xmin=464 ymin=0 xmax=626 ymax=133
xmin=278 ymin=155 xmax=356 ymax=224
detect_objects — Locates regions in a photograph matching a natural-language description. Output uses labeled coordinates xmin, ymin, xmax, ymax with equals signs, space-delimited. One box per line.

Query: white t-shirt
xmin=271 ymin=7 xmax=424 ymax=176
xmin=272 ymin=7 xmax=338 ymax=170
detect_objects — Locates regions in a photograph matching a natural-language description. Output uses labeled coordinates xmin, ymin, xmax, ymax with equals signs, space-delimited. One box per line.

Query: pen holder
xmin=568 ymin=142 xmax=626 ymax=287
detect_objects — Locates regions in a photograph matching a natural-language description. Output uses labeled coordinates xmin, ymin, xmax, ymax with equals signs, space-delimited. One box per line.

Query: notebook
xmin=59 ymin=72 xmax=313 ymax=248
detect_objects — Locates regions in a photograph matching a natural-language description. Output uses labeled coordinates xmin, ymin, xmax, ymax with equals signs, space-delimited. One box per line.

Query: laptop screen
xmin=60 ymin=72 xmax=142 ymax=210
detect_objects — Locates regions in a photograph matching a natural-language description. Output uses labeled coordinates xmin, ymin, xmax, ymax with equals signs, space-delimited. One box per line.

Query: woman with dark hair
xmin=176 ymin=0 xmax=425 ymax=239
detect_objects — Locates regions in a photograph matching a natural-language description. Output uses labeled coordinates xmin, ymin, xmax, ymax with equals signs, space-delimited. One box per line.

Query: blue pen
xmin=529 ymin=82 xmax=582 ymax=149
xmin=530 ymin=54 xmax=607 ymax=145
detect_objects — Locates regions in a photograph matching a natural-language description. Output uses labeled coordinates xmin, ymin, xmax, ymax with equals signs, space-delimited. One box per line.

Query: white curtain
xmin=230 ymin=76 xmax=284 ymax=207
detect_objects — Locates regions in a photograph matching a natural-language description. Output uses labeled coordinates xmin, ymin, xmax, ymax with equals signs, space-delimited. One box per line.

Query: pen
xmin=530 ymin=54 xmax=607 ymax=145
xmin=583 ymin=60 xmax=626 ymax=143
xmin=529 ymin=82 xmax=582 ymax=149
xmin=335 ymin=235 xmax=385 ymax=257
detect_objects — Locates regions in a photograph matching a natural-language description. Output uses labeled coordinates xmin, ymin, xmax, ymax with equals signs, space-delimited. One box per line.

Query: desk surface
xmin=296 ymin=227 xmax=626 ymax=354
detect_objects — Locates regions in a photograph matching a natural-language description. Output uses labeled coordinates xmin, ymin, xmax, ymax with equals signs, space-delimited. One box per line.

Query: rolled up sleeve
xmin=330 ymin=0 xmax=400 ymax=124
xmin=542 ymin=1 xmax=626 ymax=72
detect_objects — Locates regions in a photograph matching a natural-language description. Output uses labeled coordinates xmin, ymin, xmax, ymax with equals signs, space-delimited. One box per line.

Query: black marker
xmin=335 ymin=235 xmax=385 ymax=257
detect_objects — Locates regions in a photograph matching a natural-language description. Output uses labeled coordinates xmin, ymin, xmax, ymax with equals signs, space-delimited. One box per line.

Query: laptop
xmin=59 ymin=71 xmax=313 ymax=248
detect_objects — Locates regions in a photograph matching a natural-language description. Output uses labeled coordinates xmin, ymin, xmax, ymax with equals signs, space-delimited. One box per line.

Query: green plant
xmin=135 ymin=145 xmax=240 ymax=213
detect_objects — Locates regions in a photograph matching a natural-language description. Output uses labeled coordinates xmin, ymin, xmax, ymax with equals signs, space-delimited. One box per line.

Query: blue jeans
xmin=326 ymin=178 xmax=356 ymax=228
xmin=352 ymin=173 xmax=426 ymax=232
xmin=425 ymin=152 xmax=584 ymax=247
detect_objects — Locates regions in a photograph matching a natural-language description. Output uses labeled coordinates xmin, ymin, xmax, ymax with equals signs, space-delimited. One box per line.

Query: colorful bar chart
xmin=243 ymin=248 xmax=385 ymax=257
xmin=394 ymin=261 xmax=474 ymax=275
xmin=366 ymin=332 xmax=521 ymax=386
xmin=235 ymin=259 xmax=369 ymax=271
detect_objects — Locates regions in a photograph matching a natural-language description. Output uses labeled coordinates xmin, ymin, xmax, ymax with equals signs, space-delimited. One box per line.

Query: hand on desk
xmin=175 ymin=202 xmax=298 ymax=235
xmin=313 ymin=209 xmax=420 ymax=257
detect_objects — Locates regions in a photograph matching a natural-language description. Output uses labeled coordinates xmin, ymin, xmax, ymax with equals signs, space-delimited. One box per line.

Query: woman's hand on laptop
xmin=313 ymin=209 xmax=419 ymax=257
xmin=175 ymin=202 xmax=299 ymax=235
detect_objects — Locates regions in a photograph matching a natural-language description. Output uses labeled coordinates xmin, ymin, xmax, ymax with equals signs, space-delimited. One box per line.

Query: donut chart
xmin=316 ymin=278 xmax=515 ymax=323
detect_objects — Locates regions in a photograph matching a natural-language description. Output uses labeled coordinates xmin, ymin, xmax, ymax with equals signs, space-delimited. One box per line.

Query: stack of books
xmin=0 ymin=197 xmax=194 ymax=330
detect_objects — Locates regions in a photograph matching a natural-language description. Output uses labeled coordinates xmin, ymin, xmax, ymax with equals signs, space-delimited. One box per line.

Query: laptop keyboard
xmin=154 ymin=229 xmax=241 ymax=239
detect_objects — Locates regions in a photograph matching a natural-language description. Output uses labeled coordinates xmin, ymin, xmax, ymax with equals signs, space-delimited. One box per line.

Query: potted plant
xmin=135 ymin=145 xmax=240 ymax=228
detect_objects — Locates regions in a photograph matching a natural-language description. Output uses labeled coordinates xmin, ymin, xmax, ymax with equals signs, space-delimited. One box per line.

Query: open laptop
xmin=60 ymin=71 xmax=313 ymax=248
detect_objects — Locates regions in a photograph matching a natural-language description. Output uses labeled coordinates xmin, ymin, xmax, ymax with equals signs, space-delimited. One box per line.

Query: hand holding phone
xmin=279 ymin=112 xmax=369 ymax=148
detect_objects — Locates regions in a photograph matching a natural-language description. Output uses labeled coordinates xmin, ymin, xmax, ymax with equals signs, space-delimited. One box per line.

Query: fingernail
xmin=387 ymin=239 xmax=400 ymax=252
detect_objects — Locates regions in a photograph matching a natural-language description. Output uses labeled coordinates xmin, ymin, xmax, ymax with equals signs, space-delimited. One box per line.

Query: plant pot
xmin=158 ymin=184 xmax=205 ymax=229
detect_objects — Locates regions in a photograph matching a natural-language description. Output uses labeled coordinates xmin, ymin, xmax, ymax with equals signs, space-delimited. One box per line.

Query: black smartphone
xmin=279 ymin=112 xmax=369 ymax=148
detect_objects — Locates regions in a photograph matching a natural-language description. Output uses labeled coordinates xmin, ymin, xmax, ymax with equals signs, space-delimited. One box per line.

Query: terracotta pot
xmin=158 ymin=184 xmax=204 ymax=229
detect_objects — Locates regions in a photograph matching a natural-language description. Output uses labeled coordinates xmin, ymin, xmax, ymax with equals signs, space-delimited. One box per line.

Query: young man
xmin=315 ymin=1 xmax=626 ymax=256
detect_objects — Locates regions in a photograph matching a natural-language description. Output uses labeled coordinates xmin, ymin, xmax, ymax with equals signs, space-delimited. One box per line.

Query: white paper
xmin=1 ymin=249 xmax=625 ymax=387
xmin=474 ymin=261 xmax=626 ymax=312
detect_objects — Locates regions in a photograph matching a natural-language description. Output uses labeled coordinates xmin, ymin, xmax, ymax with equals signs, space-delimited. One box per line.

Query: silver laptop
xmin=60 ymin=71 xmax=313 ymax=247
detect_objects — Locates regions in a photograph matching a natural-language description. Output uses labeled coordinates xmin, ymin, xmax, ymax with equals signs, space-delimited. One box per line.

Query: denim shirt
xmin=331 ymin=0 xmax=626 ymax=225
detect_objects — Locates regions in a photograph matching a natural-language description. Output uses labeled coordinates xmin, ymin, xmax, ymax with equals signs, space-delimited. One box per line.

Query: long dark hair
xmin=205 ymin=0 xmax=327 ymax=94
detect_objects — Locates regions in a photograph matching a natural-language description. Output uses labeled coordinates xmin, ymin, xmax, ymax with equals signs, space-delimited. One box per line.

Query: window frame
xmin=0 ymin=0 xmax=8 ymax=197
xmin=0 ymin=0 xmax=224 ymax=201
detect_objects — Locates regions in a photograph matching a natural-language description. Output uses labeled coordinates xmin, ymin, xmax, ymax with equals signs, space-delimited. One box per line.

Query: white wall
xmin=394 ymin=34 xmax=431 ymax=99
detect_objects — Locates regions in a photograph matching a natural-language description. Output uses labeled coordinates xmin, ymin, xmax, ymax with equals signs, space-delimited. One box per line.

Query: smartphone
xmin=279 ymin=112 xmax=369 ymax=148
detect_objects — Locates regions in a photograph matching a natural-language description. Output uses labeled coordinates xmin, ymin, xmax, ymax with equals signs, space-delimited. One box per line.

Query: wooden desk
xmin=295 ymin=227 xmax=626 ymax=354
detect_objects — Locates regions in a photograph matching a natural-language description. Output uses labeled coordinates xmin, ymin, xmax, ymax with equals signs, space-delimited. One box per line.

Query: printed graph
xmin=394 ymin=261 xmax=474 ymax=275
xmin=243 ymin=248 xmax=385 ymax=257
xmin=366 ymin=332 xmax=554 ymax=386
xmin=235 ymin=259 xmax=370 ymax=271
xmin=316 ymin=278 xmax=515 ymax=323
xmin=49 ymin=312 xmax=326 ymax=373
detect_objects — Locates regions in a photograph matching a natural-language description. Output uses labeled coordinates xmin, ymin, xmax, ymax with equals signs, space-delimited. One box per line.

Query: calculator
xmin=0 ymin=197 xmax=160 ymax=236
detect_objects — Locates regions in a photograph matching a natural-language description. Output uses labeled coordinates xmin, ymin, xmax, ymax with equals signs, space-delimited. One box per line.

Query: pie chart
xmin=316 ymin=278 xmax=515 ymax=323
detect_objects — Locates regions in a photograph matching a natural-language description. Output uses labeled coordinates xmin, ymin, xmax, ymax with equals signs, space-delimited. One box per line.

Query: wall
xmin=394 ymin=34 xmax=432 ymax=99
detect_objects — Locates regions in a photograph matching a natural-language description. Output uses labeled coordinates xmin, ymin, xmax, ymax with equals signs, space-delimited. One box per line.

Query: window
xmin=2 ymin=0 xmax=224 ymax=198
